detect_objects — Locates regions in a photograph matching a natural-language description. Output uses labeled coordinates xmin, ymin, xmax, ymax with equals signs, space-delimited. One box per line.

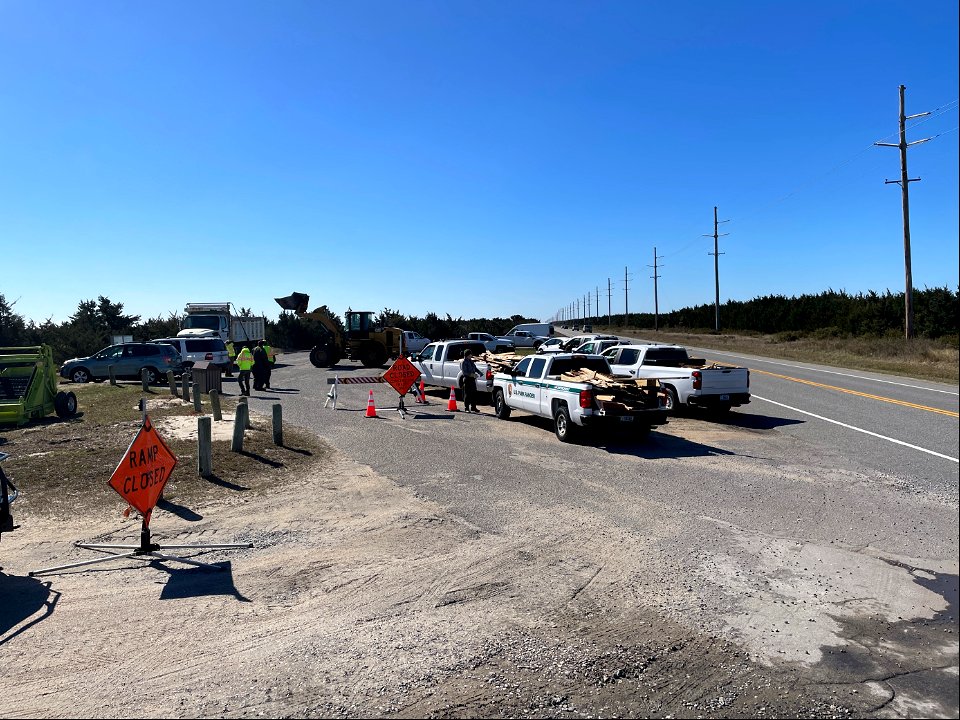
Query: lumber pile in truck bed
xmin=477 ymin=351 xmax=523 ymax=374
xmin=559 ymin=368 xmax=661 ymax=413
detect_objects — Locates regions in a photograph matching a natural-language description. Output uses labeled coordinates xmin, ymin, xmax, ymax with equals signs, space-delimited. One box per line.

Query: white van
xmin=504 ymin=323 xmax=553 ymax=337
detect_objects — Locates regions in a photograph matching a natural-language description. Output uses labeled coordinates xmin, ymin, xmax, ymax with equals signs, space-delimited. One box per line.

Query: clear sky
xmin=2 ymin=1 xmax=957 ymax=326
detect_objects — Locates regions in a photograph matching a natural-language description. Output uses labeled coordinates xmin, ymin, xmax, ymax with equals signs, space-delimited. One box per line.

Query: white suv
xmin=151 ymin=336 xmax=230 ymax=371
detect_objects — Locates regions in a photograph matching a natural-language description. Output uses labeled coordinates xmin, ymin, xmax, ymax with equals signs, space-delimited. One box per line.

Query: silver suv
xmin=60 ymin=343 xmax=183 ymax=384
xmin=151 ymin=336 xmax=230 ymax=371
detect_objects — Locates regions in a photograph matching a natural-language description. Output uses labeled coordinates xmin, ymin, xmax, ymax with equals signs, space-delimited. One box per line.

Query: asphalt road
xmin=242 ymin=349 xmax=959 ymax=716
xmin=680 ymin=345 xmax=958 ymax=495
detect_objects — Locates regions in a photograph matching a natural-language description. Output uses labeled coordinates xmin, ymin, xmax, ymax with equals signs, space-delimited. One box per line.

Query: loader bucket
xmin=275 ymin=292 xmax=310 ymax=314
xmin=0 ymin=345 xmax=74 ymax=426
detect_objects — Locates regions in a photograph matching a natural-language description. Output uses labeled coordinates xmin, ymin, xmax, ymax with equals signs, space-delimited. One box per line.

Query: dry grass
xmin=1 ymin=381 xmax=329 ymax=520
xmin=588 ymin=326 xmax=959 ymax=384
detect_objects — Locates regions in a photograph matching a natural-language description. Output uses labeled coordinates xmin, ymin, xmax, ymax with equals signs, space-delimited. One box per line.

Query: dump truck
xmin=275 ymin=292 xmax=403 ymax=368
xmin=179 ymin=303 xmax=266 ymax=348
xmin=1 ymin=345 xmax=78 ymax=426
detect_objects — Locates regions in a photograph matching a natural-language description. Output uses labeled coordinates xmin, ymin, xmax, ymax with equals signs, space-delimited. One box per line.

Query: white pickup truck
xmin=400 ymin=330 xmax=431 ymax=354
xmin=602 ymin=344 xmax=750 ymax=414
xmin=495 ymin=329 xmax=548 ymax=349
xmin=466 ymin=332 xmax=515 ymax=353
xmin=491 ymin=353 xmax=668 ymax=442
xmin=410 ymin=340 xmax=494 ymax=396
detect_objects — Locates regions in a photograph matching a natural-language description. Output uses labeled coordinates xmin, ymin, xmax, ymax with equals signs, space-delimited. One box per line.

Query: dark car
xmin=59 ymin=343 xmax=183 ymax=384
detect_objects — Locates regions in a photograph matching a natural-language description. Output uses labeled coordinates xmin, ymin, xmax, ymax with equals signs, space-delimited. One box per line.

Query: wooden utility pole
xmin=623 ymin=266 xmax=629 ymax=326
xmin=704 ymin=207 xmax=729 ymax=332
xmin=607 ymin=278 xmax=612 ymax=327
xmin=649 ymin=247 xmax=664 ymax=332
xmin=875 ymin=85 xmax=930 ymax=340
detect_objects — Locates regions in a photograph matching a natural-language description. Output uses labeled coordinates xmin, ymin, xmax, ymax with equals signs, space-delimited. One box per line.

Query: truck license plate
xmin=720 ymin=394 xmax=729 ymax=401
xmin=619 ymin=415 xmax=634 ymax=422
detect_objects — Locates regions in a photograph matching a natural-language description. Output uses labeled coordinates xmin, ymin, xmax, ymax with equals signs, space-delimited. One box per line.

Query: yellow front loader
xmin=275 ymin=292 xmax=403 ymax=368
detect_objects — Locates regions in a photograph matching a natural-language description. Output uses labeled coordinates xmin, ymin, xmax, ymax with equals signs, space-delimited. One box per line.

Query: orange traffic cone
xmin=365 ymin=389 xmax=378 ymax=418
xmin=419 ymin=379 xmax=428 ymax=404
xmin=447 ymin=387 xmax=458 ymax=412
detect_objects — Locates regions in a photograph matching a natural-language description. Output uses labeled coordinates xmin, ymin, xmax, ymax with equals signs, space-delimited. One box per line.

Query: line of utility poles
xmin=875 ymin=84 xmax=931 ymax=340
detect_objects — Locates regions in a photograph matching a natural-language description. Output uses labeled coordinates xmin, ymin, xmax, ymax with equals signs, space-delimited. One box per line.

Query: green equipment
xmin=0 ymin=345 xmax=78 ymax=426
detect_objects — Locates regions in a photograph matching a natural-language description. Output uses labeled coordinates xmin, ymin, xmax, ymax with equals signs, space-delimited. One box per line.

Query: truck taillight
xmin=485 ymin=369 xmax=493 ymax=381
xmin=579 ymin=389 xmax=593 ymax=408
xmin=205 ymin=353 xmax=213 ymax=360
xmin=692 ymin=370 xmax=702 ymax=390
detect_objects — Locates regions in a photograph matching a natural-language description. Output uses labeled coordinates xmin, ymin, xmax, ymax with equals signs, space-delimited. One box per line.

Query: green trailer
xmin=0 ymin=345 xmax=78 ymax=426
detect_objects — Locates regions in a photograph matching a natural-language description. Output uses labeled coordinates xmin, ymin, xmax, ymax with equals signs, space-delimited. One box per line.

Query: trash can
xmin=190 ymin=360 xmax=222 ymax=395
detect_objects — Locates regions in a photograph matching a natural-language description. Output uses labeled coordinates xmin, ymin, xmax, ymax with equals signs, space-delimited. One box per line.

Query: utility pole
xmin=704 ymin=207 xmax=729 ymax=332
xmin=607 ymin=278 xmax=612 ymax=327
xmin=623 ymin=266 xmax=629 ymax=326
xmin=596 ymin=286 xmax=600 ymax=326
xmin=586 ymin=292 xmax=591 ymax=322
xmin=649 ymin=246 xmax=664 ymax=332
xmin=875 ymin=84 xmax=931 ymax=339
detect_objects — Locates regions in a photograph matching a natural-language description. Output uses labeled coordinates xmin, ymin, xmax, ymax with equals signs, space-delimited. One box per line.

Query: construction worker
xmin=236 ymin=345 xmax=253 ymax=396
xmin=225 ymin=341 xmax=236 ymax=377
xmin=263 ymin=340 xmax=275 ymax=389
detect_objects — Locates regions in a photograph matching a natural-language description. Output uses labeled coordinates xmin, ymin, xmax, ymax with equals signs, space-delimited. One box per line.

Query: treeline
xmin=588 ymin=287 xmax=958 ymax=342
xmin=3 ymin=288 xmax=955 ymax=364
xmin=0 ymin=293 xmax=541 ymax=362
xmin=269 ymin=308 xmax=540 ymax=352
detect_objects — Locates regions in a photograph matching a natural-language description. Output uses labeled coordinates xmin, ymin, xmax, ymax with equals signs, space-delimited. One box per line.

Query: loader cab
xmin=345 ymin=310 xmax=378 ymax=339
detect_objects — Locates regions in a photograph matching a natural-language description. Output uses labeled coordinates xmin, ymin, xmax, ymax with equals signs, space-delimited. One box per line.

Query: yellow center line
xmin=750 ymin=369 xmax=959 ymax=418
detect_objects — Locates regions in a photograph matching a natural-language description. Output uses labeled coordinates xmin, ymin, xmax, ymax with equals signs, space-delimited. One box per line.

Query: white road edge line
xmin=752 ymin=394 xmax=959 ymax=463
xmin=690 ymin=349 xmax=959 ymax=396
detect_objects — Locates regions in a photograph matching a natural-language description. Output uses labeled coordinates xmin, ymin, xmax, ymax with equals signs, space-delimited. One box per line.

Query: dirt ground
xmin=0 ymin=401 xmax=942 ymax=718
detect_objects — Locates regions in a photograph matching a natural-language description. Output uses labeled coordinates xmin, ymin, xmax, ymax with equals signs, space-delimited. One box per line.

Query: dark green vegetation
xmin=586 ymin=287 xmax=958 ymax=340
xmin=1 ymin=288 xmax=956 ymax=382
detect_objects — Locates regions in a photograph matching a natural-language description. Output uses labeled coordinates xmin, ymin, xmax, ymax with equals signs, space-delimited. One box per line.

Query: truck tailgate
xmin=700 ymin=367 xmax=749 ymax=394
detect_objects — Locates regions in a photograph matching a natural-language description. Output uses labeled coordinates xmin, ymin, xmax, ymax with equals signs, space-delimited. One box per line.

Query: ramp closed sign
xmin=109 ymin=415 xmax=178 ymax=520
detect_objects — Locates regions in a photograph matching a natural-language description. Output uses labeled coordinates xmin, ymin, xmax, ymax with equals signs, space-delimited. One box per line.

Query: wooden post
xmin=181 ymin=375 xmax=190 ymax=403
xmin=231 ymin=403 xmax=246 ymax=452
xmin=193 ymin=386 xmax=203 ymax=412
xmin=198 ymin=416 xmax=212 ymax=477
xmin=109 ymin=365 xmax=117 ymax=386
xmin=238 ymin=396 xmax=252 ymax=428
xmin=167 ymin=370 xmax=177 ymax=396
xmin=272 ymin=403 xmax=282 ymax=446
xmin=141 ymin=368 xmax=149 ymax=392
xmin=210 ymin=389 xmax=222 ymax=421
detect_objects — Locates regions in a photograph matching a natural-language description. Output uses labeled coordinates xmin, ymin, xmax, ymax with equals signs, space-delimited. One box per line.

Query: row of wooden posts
xmin=133 ymin=368 xmax=283 ymax=479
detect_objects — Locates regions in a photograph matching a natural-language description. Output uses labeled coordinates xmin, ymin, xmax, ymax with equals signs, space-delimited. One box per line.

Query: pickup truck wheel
xmin=494 ymin=390 xmax=511 ymax=420
xmin=663 ymin=386 xmax=679 ymax=413
xmin=554 ymin=405 xmax=576 ymax=442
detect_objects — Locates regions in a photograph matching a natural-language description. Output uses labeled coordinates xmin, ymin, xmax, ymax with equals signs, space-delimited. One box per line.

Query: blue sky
xmin=1 ymin=1 xmax=957 ymax=326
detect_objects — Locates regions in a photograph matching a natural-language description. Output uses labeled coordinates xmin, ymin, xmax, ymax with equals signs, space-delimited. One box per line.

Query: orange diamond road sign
xmin=108 ymin=415 xmax=178 ymax=521
xmin=382 ymin=356 xmax=421 ymax=396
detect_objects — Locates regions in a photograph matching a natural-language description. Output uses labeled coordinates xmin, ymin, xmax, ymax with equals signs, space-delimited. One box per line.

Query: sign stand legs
xmin=396 ymin=394 xmax=407 ymax=419
xmin=29 ymin=518 xmax=253 ymax=576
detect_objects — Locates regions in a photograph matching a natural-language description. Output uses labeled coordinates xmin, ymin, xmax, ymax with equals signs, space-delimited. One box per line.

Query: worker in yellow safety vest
xmin=236 ymin=345 xmax=253 ymax=396
xmin=225 ymin=341 xmax=236 ymax=377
